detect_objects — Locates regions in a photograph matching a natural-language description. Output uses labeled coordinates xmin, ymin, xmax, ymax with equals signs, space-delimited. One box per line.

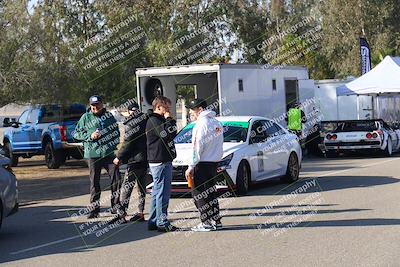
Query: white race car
xmin=323 ymin=119 xmax=400 ymax=157
xmin=167 ymin=116 xmax=302 ymax=195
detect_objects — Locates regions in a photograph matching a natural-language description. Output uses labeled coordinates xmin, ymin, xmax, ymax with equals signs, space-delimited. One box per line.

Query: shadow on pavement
xmin=249 ymin=175 xmax=399 ymax=196
xmin=0 ymin=204 xmax=162 ymax=264
xmin=222 ymin=218 xmax=400 ymax=231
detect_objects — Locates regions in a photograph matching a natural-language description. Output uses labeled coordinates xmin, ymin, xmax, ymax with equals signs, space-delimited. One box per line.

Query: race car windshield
xmin=335 ymin=121 xmax=378 ymax=132
xmin=174 ymin=121 xmax=249 ymax=144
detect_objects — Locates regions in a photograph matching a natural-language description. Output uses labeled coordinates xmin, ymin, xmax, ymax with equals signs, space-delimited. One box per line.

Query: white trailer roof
xmin=136 ymin=63 xmax=307 ymax=77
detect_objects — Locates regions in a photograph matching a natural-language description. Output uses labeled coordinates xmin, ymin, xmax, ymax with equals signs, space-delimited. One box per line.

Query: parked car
xmin=2 ymin=104 xmax=86 ymax=169
xmin=323 ymin=119 xmax=400 ymax=157
xmin=0 ymin=154 xmax=18 ymax=230
xmin=145 ymin=116 xmax=302 ymax=195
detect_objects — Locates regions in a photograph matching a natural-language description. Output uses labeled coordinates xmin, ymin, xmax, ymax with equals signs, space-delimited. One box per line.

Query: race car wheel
xmin=281 ymin=152 xmax=299 ymax=183
xmin=384 ymin=137 xmax=393 ymax=157
xmin=236 ymin=161 xmax=250 ymax=195
xmin=45 ymin=142 xmax=66 ymax=169
xmin=3 ymin=142 xmax=19 ymax=167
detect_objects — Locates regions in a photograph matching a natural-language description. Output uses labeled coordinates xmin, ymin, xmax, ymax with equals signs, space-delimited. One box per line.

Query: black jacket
xmin=116 ymin=110 xmax=148 ymax=167
xmin=146 ymin=113 xmax=177 ymax=163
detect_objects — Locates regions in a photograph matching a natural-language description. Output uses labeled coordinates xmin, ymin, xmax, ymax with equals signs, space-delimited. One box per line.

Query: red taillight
xmin=326 ymin=134 xmax=337 ymax=140
xmin=366 ymin=133 xmax=372 ymax=139
xmin=59 ymin=126 xmax=67 ymax=142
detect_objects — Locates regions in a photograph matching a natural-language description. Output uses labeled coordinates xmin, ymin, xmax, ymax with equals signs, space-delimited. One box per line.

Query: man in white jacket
xmin=185 ymin=99 xmax=224 ymax=232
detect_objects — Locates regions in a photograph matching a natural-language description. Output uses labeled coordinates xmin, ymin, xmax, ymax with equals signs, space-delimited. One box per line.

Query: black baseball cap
xmin=185 ymin=98 xmax=207 ymax=109
xmin=127 ymin=100 xmax=139 ymax=111
xmin=89 ymin=95 xmax=103 ymax=105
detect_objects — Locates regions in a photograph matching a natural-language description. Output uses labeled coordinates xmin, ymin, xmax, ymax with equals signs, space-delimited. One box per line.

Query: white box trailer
xmin=305 ymin=78 xmax=377 ymax=122
xmin=136 ymin=64 xmax=309 ymax=127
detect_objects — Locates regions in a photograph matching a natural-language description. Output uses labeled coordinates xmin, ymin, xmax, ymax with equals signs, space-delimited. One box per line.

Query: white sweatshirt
xmin=188 ymin=110 xmax=224 ymax=170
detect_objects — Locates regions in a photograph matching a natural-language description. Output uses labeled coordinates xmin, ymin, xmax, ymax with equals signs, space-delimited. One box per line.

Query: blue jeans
xmin=148 ymin=162 xmax=172 ymax=228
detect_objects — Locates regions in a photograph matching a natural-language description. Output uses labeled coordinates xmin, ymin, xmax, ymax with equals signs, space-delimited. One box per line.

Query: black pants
xmin=192 ymin=162 xmax=220 ymax=223
xmin=88 ymin=156 xmax=122 ymax=214
xmin=120 ymin=164 xmax=147 ymax=215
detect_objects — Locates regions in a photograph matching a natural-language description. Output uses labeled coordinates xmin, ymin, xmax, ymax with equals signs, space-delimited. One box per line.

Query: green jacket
xmin=288 ymin=108 xmax=302 ymax=131
xmin=73 ymin=109 xmax=120 ymax=159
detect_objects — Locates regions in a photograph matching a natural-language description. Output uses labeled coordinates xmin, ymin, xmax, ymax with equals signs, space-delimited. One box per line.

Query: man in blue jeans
xmin=146 ymin=96 xmax=178 ymax=232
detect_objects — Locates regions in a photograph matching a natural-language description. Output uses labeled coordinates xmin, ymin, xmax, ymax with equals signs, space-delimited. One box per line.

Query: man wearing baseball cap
xmin=74 ymin=95 xmax=122 ymax=219
xmin=185 ymin=98 xmax=224 ymax=231
xmin=111 ymin=100 xmax=149 ymax=223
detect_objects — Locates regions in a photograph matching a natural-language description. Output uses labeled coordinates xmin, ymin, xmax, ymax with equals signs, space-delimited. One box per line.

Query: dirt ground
xmin=13 ymin=156 xmax=103 ymax=205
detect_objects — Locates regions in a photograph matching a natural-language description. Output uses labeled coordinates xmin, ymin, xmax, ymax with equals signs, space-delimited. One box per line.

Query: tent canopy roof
xmin=336 ymin=56 xmax=400 ymax=96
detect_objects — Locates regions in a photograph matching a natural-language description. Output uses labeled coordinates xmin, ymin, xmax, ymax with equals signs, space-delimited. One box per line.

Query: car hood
xmin=173 ymin=142 xmax=246 ymax=166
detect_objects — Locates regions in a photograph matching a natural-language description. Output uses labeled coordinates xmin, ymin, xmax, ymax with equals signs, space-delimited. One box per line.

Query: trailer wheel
xmin=325 ymin=151 xmax=338 ymax=158
xmin=144 ymin=78 xmax=163 ymax=105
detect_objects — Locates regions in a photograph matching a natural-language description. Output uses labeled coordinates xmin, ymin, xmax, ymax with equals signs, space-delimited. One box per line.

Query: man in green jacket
xmin=74 ymin=95 xmax=122 ymax=219
xmin=286 ymin=102 xmax=307 ymax=138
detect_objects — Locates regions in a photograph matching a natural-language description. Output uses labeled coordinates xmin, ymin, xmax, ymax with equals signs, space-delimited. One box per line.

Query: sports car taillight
xmin=326 ymin=134 xmax=337 ymax=140
xmin=366 ymin=132 xmax=378 ymax=139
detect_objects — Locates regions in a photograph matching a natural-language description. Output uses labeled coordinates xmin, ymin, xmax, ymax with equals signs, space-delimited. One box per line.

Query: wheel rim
xmin=46 ymin=147 xmax=53 ymax=163
xmin=289 ymin=154 xmax=299 ymax=179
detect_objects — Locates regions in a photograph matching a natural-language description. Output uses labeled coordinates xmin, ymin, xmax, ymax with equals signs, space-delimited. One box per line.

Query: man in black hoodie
xmin=146 ymin=96 xmax=178 ymax=232
xmin=112 ymin=100 xmax=148 ymax=223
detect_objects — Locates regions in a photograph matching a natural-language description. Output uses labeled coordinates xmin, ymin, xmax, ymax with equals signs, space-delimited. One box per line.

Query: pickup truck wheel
xmin=45 ymin=143 xmax=65 ymax=169
xmin=4 ymin=142 xmax=19 ymax=167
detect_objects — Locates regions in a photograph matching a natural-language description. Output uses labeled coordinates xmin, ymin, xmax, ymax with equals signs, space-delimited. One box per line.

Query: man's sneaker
xmin=87 ymin=213 xmax=99 ymax=219
xmin=157 ymin=224 xmax=179 ymax=232
xmin=191 ymin=222 xmax=216 ymax=232
xmin=129 ymin=213 xmax=145 ymax=222
xmin=214 ymin=220 xmax=222 ymax=230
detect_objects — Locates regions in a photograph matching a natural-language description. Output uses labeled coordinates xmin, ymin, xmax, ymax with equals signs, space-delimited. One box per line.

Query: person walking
xmin=184 ymin=99 xmax=224 ymax=232
xmin=73 ymin=95 xmax=122 ymax=219
xmin=146 ymin=96 xmax=178 ymax=232
xmin=112 ymin=100 xmax=148 ymax=223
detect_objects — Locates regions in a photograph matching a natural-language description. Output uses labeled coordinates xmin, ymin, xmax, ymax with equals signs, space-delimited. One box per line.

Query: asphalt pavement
xmin=1 ymin=155 xmax=399 ymax=266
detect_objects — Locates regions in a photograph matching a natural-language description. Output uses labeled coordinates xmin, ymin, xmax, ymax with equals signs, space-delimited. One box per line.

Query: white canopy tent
xmin=335 ymin=56 xmax=400 ymax=123
xmin=337 ymin=56 xmax=400 ymax=96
